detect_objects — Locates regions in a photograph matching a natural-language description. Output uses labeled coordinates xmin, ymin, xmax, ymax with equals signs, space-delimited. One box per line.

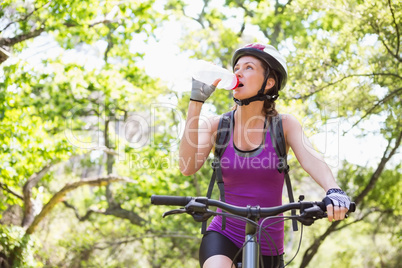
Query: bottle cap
xmin=230 ymin=76 xmax=239 ymax=90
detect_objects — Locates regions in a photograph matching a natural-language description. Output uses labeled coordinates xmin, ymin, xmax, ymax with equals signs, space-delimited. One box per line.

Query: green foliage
xmin=367 ymin=166 xmax=402 ymax=214
xmin=0 ymin=75 xmax=75 ymax=207
xmin=0 ymin=225 xmax=42 ymax=268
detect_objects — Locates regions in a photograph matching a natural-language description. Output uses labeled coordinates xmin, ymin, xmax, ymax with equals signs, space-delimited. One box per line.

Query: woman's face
xmin=233 ymin=56 xmax=266 ymax=100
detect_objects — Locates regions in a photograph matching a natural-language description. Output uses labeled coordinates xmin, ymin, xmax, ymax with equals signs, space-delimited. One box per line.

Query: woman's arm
xmin=179 ymin=101 xmax=219 ymax=176
xmin=282 ymin=114 xmax=339 ymax=191
xmin=282 ymin=114 xmax=348 ymax=221
xmin=179 ymin=78 xmax=221 ymax=176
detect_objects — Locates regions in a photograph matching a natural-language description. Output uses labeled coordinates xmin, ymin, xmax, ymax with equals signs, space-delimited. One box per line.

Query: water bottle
xmin=192 ymin=60 xmax=239 ymax=90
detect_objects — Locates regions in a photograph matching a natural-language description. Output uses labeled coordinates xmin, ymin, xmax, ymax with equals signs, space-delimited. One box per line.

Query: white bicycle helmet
xmin=231 ymin=43 xmax=288 ymax=105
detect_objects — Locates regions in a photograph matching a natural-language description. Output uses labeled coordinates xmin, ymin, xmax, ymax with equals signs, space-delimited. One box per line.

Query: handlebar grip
xmin=151 ymin=195 xmax=192 ymax=206
xmin=317 ymin=201 xmax=326 ymax=211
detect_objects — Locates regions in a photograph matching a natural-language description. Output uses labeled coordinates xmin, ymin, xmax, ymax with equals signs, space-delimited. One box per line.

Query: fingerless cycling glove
xmin=324 ymin=188 xmax=351 ymax=209
xmin=190 ymin=78 xmax=216 ymax=103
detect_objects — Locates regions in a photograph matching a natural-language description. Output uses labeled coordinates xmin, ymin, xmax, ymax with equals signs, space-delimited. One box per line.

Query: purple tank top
xmin=208 ymin=114 xmax=285 ymax=256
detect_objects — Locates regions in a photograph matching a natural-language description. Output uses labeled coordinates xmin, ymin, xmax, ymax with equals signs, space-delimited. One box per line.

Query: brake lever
xmin=162 ymin=208 xmax=187 ymax=218
xmin=185 ymin=199 xmax=214 ymax=222
xmin=298 ymin=205 xmax=327 ymax=226
xmin=162 ymin=199 xmax=214 ymax=222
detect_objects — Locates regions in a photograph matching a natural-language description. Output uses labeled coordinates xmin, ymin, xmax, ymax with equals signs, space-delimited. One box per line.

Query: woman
xmin=179 ymin=43 xmax=351 ymax=268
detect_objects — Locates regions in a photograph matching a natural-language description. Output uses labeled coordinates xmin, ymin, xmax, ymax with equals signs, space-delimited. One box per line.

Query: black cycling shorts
xmin=199 ymin=231 xmax=284 ymax=268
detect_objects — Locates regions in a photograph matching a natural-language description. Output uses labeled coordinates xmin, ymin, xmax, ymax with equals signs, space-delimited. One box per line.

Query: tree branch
xmin=104 ymin=27 xmax=114 ymax=61
xmin=295 ymin=72 xmax=401 ymax=133
xmin=283 ymin=0 xmax=294 ymax=10
xmin=0 ymin=1 xmax=51 ymax=33
xmin=354 ymin=130 xmax=402 ymax=205
xmin=0 ymin=182 xmax=23 ymax=200
xmin=89 ymin=19 xmax=113 ymax=28
xmin=22 ymin=162 xmax=57 ymax=228
xmin=0 ymin=27 xmax=45 ymax=47
xmin=0 ymin=10 xmax=118 ymax=48
xmin=238 ymin=22 xmax=246 ymax=37
xmin=295 ymin=72 xmax=402 ymax=100
xmin=387 ymin=0 xmax=400 ymax=57
xmin=362 ymin=72 xmax=402 ymax=80
xmin=62 ymin=201 xmax=100 ymax=221
xmin=25 ymin=175 xmax=135 ymax=235
xmin=235 ymin=0 xmax=254 ymax=17
xmin=274 ymin=0 xmax=290 ymax=15
xmin=103 ymin=205 xmax=145 ymax=226
xmin=180 ymin=0 xmax=210 ymax=28
xmin=371 ymin=18 xmax=401 ymax=63
xmin=350 ymin=87 xmax=402 ymax=129
xmin=295 ymin=75 xmax=352 ymax=100
xmin=62 ymin=199 xmax=145 ymax=226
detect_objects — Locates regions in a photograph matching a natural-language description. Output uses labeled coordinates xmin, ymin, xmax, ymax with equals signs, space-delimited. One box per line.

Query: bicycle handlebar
xmin=152 ymin=195 xmax=356 ymax=267
xmin=151 ymin=195 xmax=356 ymax=220
xmin=151 ymin=195 xmax=193 ymax=206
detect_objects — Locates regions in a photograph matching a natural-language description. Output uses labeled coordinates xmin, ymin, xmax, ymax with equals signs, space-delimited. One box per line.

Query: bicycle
xmin=151 ymin=195 xmax=356 ymax=268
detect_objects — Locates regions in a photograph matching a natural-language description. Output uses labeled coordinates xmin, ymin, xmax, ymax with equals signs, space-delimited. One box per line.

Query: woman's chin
xmin=233 ymin=91 xmax=242 ymax=99
xmin=233 ymin=92 xmax=250 ymax=100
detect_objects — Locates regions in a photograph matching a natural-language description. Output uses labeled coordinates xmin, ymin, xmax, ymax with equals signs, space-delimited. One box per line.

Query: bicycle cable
xmin=284 ymin=223 xmax=303 ymax=267
xmin=259 ymin=215 xmax=306 ymax=267
xmin=258 ymin=217 xmax=290 ymax=268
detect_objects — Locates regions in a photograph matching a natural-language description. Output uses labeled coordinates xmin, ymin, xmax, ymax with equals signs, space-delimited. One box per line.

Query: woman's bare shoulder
xmin=279 ymin=113 xmax=301 ymax=131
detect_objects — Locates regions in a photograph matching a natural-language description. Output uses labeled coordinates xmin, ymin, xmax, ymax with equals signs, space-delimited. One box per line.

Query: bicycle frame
xmin=243 ymin=220 xmax=260 ymax=268
xmin=235 ymin=211 xmax=282 ymax=268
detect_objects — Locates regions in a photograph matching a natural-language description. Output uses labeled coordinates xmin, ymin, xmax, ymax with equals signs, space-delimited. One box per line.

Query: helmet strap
xmin=233 ymin=93 xmax=278 ymax=106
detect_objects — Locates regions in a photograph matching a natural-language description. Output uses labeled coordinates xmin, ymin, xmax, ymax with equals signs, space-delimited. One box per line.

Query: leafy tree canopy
xmin=0 ymin=0 xmax=400 ymax=267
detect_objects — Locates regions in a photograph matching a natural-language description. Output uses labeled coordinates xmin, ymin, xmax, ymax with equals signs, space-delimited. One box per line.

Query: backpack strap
xmin=270 ymin=115 xmax=298 ymax=231
xmin=202 ymin=111 xmax=233 ymax=234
